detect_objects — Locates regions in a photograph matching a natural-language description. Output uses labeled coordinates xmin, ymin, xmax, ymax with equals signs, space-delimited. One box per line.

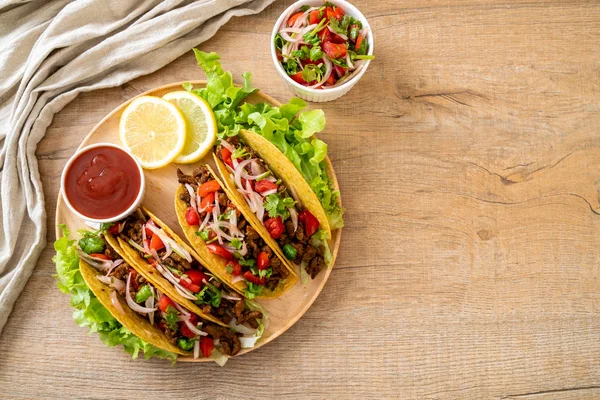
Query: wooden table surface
xmin=2 ymin=1 xmax=600 ymax=398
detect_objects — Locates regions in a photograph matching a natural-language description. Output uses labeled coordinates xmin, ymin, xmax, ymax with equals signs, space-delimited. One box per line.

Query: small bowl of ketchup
xmin=60 ymin=143 xmax=145 ymax=223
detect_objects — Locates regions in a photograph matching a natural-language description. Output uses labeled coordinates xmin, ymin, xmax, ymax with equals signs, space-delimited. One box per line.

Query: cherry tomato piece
xmin=255 ymin=180 xmax=278 ymax=194
xmin=185 ymin=206 xmax=200 ymax=226
xmin=323 ymin=41 xmax=347 ymax=59
xmin=243 ymin=270 xmax=267 ymax=285
xmin=186 ymin=269 xmax=209 ymax=286
xmin=200 ymin=336 xmax=214 ymax=358
xmin=227 ymin=260 xmax=242 ymax=276
xmin=299 ymin=210 xmax=320 ymax=237
xmin=257 ymin=252 xmax=271 ymax=270
xmin=207 ymin=244 xmax=234 ymax=260
xmin=157 ymin=295 xmax=175 ymax=312
xmin=200 ymin=192 xmax=215 ymax=212
xmin=198 ymin=180 xmax=220 ymax=197
xmin=149 ymin=234 xmax=165 ymax=252
xmin=90 ymin=253 xmax=110 ymax=260
xmin=221 ymin=148 xmax=233 ymax=168
xmin=288 ymin=11 xmax=304 ymax=26
xmin=179 ymin=279 xmax=201 ymax=293
xmin=264 ymin=217 xmax=284 ymax=239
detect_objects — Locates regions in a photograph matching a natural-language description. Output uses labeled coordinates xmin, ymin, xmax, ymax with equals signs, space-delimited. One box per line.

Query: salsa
xmin=274 ymin=2 xmax=374 ymax=89
xmin=64 ymin=145 xmax=141 ymax=219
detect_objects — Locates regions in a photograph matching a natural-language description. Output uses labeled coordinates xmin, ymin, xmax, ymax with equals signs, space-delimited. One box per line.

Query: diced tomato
xmin=198 ymin=180 xmax=220 ymax=197
xmin=149 ymin=234 xmax=164 ymax=251
xmin=329 ymin=32 xmax=347 ymax=44
xmin=144 ymin=225 xmax=154 ymax=239
xmin=220 ymin=148 xmax=233 ymax=168
xmin=298 ymin=210 xmax=320 ymax=238
xmin=207 ymin=244 xmax=234 ymax=260
xmin=180 ymin=321 xmax=196 ymax=339
xmin=276 ymin=50 xmax=283 ymax=62
xmin=200 ymin=336 xmax=214 ymax=358
xmin=255 ymin=180 xmax=278 ymax=194
xmin=288 ymin=11 xmax=304 ymax=26
xmin=185 ymin=206 xmax=200 ymax=226
xmin=264 ymin=217 xmax=284 ymax=239
xmin=108 ymin=224 xmax=120 ymax=235
xmin=318 ymin=27 xmax=331 ymax=43
xmin=355 ymin=34 xmax=364 ymax=51
xmin=309 ymin=9 xmax=320 ymax=25
xmin=257 ymin=252 xmax=271 ymax=270
xmin=179 ymin=278 xmax=201 ymax=293
xmin=200 ymin=192 xmax=215 ymax=212
xmin=186 ymin=269 xmax=209 ymax=286
xmin=333 ymin=6 xmax=344 ymax=20
xmin=325 ymin=6 xmax=335 ymax=20
xmin=323 ymin=41 xmax=347 ymax=59
xmin=157 ymin=295 xmax=174 ymax=312
xmin=290 ymin=72 xmax=307 ymax=85
xmin=90 ymin=253 xmax=110 ymax=260
xmin=326 ymin=74 xmax=335 ymax=85
xmin=334 ymin=64 xmax=348 ymax=78
xmin=243 ymin=270 xmax=266 ymax=285
xmin=227 ymin=261 xmax=242 ymax=276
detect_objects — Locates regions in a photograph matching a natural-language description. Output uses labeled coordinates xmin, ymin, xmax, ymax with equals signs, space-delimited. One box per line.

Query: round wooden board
xmin=55 ymin=81 xmax=342 ymax=362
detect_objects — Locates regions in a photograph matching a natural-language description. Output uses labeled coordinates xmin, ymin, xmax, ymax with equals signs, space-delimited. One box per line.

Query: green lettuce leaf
xmin=189 ymin=49 xmax=344 ymax=229
xmin=53 ymin=225 xmax=176 ymax=361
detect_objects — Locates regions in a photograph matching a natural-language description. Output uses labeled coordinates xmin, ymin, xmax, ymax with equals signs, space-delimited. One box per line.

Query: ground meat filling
xmin=204 ymin=323 xmax=241 ymax=356
xmin=177 ymin=167 xmax=288 ymax=290
xmin=116 ymin=210 xmax=263 ymax=334
xmin=216 ymin=137 xmax=326 ymax=278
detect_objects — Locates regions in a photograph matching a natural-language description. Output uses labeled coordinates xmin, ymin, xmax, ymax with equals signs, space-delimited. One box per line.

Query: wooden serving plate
xmin=54 ymin=81 xmax=342 ymax=362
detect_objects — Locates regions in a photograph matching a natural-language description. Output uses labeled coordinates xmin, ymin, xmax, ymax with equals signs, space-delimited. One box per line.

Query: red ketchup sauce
xmin=64 ymin=146 xmax=141 ymax=219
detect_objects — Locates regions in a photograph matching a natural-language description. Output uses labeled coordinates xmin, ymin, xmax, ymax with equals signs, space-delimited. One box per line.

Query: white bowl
xmin=60 ymin=143 xmax=145 ymax=223
xmin=271 ymin=0 xmax=374 ymax=103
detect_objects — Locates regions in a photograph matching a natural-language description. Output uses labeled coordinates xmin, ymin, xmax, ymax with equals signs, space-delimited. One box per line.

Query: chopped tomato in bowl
xmin=271 ymin=0 xmax=374 ymax=102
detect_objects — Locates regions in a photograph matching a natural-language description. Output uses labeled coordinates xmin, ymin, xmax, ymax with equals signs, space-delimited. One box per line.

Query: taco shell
xmin=79 ymin=260 xmax=188 ymax=356
xmin=106 ymin=214 xmax=228 ymax=328
xmin=174 ymin=164 xmax=298 ymax=298
xmin=238 ymin=129 xmax=331 ymax=239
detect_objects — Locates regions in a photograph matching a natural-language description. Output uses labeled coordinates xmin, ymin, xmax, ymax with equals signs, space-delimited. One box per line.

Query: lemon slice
xmin=162 ymin=91 xmax=217 ymax=164
xmin=119 ymin=96 xmax=187 ymax=169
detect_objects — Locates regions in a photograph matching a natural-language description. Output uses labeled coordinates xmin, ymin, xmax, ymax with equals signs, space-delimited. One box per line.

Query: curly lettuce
xmin=53 ymin=225 xmax=176 ymax=361
xmin=185 ymin=49 xmax=344 ymax=229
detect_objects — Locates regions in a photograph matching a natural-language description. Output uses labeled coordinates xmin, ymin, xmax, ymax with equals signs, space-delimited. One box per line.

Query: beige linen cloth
xmin=0 ymin=0 xmax=274 ymax=334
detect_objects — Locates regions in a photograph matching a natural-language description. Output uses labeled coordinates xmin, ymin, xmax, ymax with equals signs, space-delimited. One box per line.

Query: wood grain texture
xmin=2 ymin=0 xmax=600 ymax=398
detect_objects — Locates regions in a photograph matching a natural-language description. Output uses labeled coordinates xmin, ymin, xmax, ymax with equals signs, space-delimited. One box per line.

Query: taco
xmin=105 ymin=209 xmax=267 ymax=346
xmin=214 ymin=130 xmax=333 ymax=281
xmin=175 ymin=164 xmax=298 ymax=299
xmin=77 ymin=232 xmax=262 ymax=362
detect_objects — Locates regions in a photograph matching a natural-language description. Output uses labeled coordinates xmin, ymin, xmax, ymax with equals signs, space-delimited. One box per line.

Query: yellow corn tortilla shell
xmin=238 ymin=129 xmax=331 ymax=239
xmin=79 ymin=260 xmax=188 ymax=356
xmin=106 ymin=216 xmax=228 ymax=328
xmin=174 ymin=164 xmax=298 ymax=298
xmin=214 ymin=154 xmax=300 ymax=276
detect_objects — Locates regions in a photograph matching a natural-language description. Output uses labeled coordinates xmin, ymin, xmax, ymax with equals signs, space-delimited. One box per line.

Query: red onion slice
xmin=260 ymin=188 xmax=278 ymax=196
xmin=222 ymin=293 xmax=242 ymax=301
xmin=231 ymin=275 xmax=245 ymax=284
xmin=110 ymin=291 xmax=125 ymax=314
xmin=142 ymin=224 xmax=149 ymax=253
xmin=309 ymin=56 xmax=333 ymax=89
xmin=76 ymin=249 xmax=112 ymax=271
xmin=162 ymin=239 xmax=173 ymax=260
xmin=147 ymin=286 xmax=155 ymax=325
xmin=198 ymin=211 xmax=211 ymax=232
xmin=219 ymin=139 xmax=236 ymax=153
xmin=289 ymin=207 xmax=298 ymax=232
xmin=105 ymin=259 xmax=123 ymax=277
xmin=250 ymin=160 xmax=265 ymax=176
xmin=175 ymin=283 xmax=198 ymax=301
xmin=185 ymin=184 xmax=197 ymax=212
xmin=145 ymin=224 xmax=192 ymax=262
xmin=183 ymin=319 xmax=208 ymax=337
xmin=292 ymin=7 xmax=317 ymax=28
xmin=128 ymin=239 xmax=146 ymax=254
xmin=95 ymin=275 xmax=125 ymax=293
xmin=194 ymin=339 xmax=200 ymax=358
xmin=279 ymin=28 xmax=303 ymax=43
xmin=172 ymin=300 xmax=191 ymax=317
xmin=125 ymin=272 xmax=157 ymax=314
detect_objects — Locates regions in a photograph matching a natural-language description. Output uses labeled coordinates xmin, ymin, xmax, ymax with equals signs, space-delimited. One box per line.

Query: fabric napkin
xmin=0 ymin=0 xmax=275 ymax=335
